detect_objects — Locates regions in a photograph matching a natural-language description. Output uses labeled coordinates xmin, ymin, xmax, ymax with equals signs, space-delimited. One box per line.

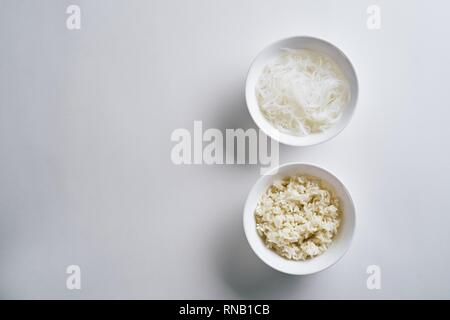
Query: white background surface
xmin=1 ymin=0 xmax=450 ymax=299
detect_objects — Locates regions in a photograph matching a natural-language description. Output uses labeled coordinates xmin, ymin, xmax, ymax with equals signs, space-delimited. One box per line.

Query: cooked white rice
xmin=255 ymin=175 xmax=341 ymax=260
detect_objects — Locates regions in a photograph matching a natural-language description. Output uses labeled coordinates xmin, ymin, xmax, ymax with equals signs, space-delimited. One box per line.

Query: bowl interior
xmin=243 ymin=163 xmax=355 ymax=275
xmin=245 ymin=36 xmax=358 ymax=146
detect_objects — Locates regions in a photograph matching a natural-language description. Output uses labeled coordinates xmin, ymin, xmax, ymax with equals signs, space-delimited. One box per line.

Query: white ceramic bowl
xmin=243 ymin=163 xmax=356 ymax=275
xmin=245 ymin=36 xmax=358 ymax=146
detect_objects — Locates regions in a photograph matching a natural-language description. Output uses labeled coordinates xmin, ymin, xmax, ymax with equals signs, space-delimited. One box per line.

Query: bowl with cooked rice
xmin=243 ymin=162 xmax=356 ymax=275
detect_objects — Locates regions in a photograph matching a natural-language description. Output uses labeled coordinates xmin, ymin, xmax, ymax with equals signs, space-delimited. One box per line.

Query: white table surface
xmin=1 ymin=0 xmax=450 ymax=299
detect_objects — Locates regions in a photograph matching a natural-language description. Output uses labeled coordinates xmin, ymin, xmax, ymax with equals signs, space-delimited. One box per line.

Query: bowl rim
xmin=245 ymin=35 xmax=359 ymax=147
xmin=243 ymin=162 xmax=356 ymax=275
